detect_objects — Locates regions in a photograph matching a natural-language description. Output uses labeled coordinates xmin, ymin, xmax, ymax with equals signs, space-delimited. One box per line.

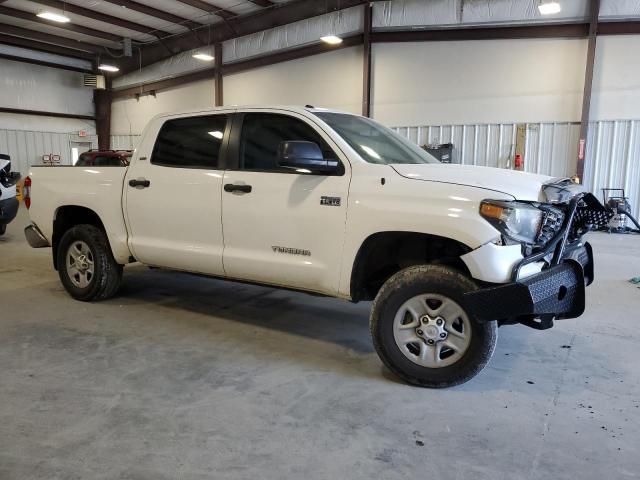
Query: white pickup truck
xmin=24 ymin=106 xmax=604 ymax=387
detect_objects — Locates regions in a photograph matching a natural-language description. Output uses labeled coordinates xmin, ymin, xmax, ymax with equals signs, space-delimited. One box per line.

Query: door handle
xmin=129 ymin=178 xmax=151 ymax=188
xmin=224 ymin=183 xmax=252 ymax=193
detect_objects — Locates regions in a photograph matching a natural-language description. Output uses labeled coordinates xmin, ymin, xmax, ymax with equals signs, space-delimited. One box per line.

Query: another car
xmin=0 ymin=154 xmax=20 ymax=236
xmin=22 ymin=106 xmax=605 ymax=387
xmin=75 ymin=149 xmax=132 ymax=167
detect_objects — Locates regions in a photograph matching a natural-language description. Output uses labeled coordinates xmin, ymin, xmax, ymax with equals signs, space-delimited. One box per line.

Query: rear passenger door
xmin=124 ymin=113 xmax=230 ymax=275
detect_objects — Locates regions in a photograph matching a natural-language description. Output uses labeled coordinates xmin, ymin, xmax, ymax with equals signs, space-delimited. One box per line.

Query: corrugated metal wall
xmin=584 ymin=120 xmax=640 ymax=219
xmin=395 ymin=120 xmax=640 ymax=217
xmin=0 ymin=129 xmax=73 ymax=174
xmin=110 ymin=135 xmax=141 ymax=150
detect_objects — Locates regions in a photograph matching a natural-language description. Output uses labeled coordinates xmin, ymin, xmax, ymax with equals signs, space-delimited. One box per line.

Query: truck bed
xmin=27 ymin=166 xmax=132 ymax=264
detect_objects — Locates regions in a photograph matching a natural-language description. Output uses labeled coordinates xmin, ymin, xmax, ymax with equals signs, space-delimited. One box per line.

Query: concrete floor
xmin=1 ymin=207 xmax=639 ymax=480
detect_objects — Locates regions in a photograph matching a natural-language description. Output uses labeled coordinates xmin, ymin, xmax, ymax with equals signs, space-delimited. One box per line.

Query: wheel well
xmin=350 ymin=232 xmax=472 ymax=302
xmin=52 ymin=206 xmax=106 ymax=270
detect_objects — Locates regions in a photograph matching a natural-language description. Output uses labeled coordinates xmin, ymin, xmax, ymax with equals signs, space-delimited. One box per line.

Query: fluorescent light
xmin=193 ymin=53 xmax=214 ymax=61
xmin=36 ymin=11 xmax=71 ymax=23
xmin=320 ymin=35 xmax=343 ymax=45
xmin=98 ymin=64 xmax=119 ymax=72
xmin=208 ymin=131 xmax=223 ymax=139
xmin=538 ymin=1 xmax=561 ymax=14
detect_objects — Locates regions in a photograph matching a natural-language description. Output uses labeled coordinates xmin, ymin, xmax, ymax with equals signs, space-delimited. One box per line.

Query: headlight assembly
xmin=480 ymin=200 xmax=544 ymax=244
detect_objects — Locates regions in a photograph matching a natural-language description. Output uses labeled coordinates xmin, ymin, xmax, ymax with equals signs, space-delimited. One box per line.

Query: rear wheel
xmin=0 ymin=224 xmax=5 ymax=236
xmin=57 ymin=224 xmax=122 ymax=301
xmin=370 ymin=265 xmax=497 ymax=388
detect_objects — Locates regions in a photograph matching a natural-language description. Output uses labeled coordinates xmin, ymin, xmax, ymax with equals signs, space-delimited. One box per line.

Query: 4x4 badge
xmin=320 ymin=196 xmax=341 ymax=207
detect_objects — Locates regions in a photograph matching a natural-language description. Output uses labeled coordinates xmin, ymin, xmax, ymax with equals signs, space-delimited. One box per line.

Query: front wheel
xmin=57 ymin=224 xmax=123 ymax=301
xmin=0 ymin=224 xmax=6 ymax=236
xmin=370 ymin=265 xmax=497 ymax=388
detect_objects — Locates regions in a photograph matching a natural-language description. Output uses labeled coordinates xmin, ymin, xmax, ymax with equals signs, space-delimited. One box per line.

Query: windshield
xmin=314 ymin=112 xmax=438 ymax=165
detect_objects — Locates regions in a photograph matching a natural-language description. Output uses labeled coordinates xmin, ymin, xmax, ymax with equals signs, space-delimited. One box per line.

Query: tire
xmin=57 ymin=224 xmax=123 ymax=301
xmin=370 ymin=265 xmax=497 ymax=388
xmin=0 ymin=224 xmax=5 ymax=236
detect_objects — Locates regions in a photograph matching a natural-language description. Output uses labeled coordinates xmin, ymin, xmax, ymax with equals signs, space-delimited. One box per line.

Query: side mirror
xmin=10 ymin=172 xmax=21 ymax=180
xmin=277 ymin=141 xmax=338 ymax=174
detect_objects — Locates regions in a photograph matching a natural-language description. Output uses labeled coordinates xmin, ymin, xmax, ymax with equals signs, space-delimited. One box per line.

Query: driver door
xmin=221 ymin=111 xmax=351 ymax=295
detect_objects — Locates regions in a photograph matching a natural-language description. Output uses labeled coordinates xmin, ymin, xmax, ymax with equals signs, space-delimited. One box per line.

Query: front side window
xmin=239 ymin=113 xmax=338 ymax=172
xmin=315 ymin=112 xmax=438 ymax=165
xmin=152 ymin=115 xmax=227 ymax=169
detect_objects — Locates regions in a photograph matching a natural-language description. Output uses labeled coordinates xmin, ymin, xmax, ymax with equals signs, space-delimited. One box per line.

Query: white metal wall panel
xmin=0 ymin=129 xmax=73 ymax=175
xmin=110 ymin=135 xmax=141 ymax=150
xmin=0 ymin=59 xmax=94 ymax=116
xmin=584 ymin=120 xmax=640 ymax=218
xmin=524 ymin=123 xmax=579 ymax=177
xmin=394 ymin=123 xmax=517 ymax=168
xmin=373 ymin=0 xmax=590 ymax=29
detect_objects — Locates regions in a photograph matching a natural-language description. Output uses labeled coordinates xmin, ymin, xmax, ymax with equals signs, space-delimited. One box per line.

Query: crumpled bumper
xmin=463 ymin=242 xmax=593 ymax=330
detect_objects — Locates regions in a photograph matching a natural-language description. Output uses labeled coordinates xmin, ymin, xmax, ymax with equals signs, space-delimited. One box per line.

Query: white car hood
xmin=391 ymin=164 xmax=554 ymax=201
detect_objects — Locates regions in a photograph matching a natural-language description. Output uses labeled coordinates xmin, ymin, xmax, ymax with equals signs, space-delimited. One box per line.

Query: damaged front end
xmin=464 ymin=179 xmax=610 ymax=330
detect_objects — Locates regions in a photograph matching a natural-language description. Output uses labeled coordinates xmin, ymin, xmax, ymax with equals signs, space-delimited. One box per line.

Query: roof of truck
xmin=152 ymin=105 xmax=351 ymax=119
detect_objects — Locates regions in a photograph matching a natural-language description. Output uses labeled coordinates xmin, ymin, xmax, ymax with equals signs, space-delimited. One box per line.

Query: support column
xmin=214 ymin=43 xmax=223 ymax=107
xmin=94 ymin=79 xmax=112 ymax=150
xmin=362 ymin=2 xmax=372 ymax=117
xmin=577 ymin=0 xmax=600 ymax=182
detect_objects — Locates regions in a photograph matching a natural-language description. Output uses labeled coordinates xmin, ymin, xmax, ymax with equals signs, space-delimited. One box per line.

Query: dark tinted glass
xmin=152 ymin=115 xmax=227 ymax=168
xmin=75 ymin=154 xmax=90 ymax=166
xmin=239 ymin=113 xmax=336 ymax=172
xmin=93 ymin=156 xmax=122 ymax=166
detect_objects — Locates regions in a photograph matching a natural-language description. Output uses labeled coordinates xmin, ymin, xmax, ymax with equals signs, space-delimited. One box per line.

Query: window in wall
xmin=152 ymin=115 xmax=228 ymax=169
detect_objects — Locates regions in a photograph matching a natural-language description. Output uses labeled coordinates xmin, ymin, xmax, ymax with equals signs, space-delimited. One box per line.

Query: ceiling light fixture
xmin=538 ymin=1 xmax=562 ymax=15
xmin=208 ymin=131 xmax=223 ymax=139
xmin=98 ymin=64 xmax=119 ymax=72
xmin=320 ymin=35 xmax=343 ymax=45
xmin=36 ymin=11 xmax=71 ymax=23
xmin=192 ymin=53 xmax=214 ymax=62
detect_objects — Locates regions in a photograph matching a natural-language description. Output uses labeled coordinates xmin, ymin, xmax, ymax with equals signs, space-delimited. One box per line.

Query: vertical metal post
xmin=577 ymin=0 xmax=600 ymax=182
xmin=214 ymin=43 xmax=223 ymax=107
xmin=94 ymin=78 xmax=112 ymax=150
xmin=362 ymin=2 xmax=372 ymax=117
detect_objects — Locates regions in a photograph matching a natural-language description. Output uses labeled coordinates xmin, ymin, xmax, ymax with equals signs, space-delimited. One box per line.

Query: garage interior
xmin=1 ymin=0 xmax=640 ymax=478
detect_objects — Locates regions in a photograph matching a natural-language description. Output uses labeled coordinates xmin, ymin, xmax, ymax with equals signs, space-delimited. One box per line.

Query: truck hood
xmin=391 ymin=164 xmax=554 ymax=201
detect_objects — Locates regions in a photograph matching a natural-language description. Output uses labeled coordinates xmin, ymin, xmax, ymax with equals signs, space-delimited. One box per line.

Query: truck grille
xmin=536 ymin=206 xmax=564 ymax=246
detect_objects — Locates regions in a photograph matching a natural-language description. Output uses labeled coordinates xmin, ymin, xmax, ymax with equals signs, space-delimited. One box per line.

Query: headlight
xmin=480 ymin=200 xmax=544 ymax=244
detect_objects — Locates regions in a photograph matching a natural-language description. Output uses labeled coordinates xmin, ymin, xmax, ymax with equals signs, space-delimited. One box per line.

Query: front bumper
xmin=0 ymin=196 xmax=19 ymax=224
xmin=464 ymin=242 xmax=593 ymax=330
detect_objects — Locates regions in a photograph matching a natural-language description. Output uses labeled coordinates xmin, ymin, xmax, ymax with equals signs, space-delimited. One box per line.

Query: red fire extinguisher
xmin=514 ymin=153 xmax=524 ymax=171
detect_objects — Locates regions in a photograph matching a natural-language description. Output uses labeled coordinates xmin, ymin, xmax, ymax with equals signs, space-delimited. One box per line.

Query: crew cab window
xmin=152 ymin=115 xmax=227 ymax=169
xmin=93 ymin=156 xmax=122 ymax=167
xmin=75 ymin=154 xmax=90 ymax=166
xmin=239 ymin=113 xmax=338 ymax=172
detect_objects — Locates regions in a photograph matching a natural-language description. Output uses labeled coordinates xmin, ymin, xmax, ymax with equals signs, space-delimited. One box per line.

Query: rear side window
xmin=239 ymin=113 xmax=338 ymax=172
xmin=75 ymin=154 xmax=90 ymax=166
xmin=93 ymin=156 xmax=122 ymax=167
xmin=152 ymin=115 xmax=227 ymax=169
